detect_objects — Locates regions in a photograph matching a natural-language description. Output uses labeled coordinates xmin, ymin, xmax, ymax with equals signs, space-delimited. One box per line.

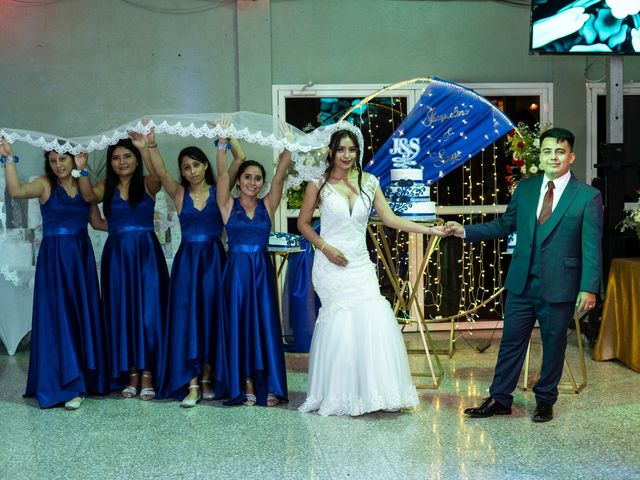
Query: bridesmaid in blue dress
xmin=215 ymin=126 xmax=291 ymax=407
xmin=76 ymin=136 xmax=168 ymax=400
xmin=145 ymin=126 xmax=245 ymax=408
xmin=1 ymin=139 xmax=108 ymax=409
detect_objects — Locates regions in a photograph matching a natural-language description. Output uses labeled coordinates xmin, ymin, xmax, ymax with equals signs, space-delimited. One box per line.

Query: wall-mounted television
xmin=531 ymin=1 xmax=640 ymax=54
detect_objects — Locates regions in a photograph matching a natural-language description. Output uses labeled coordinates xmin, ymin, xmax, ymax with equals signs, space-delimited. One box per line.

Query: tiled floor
xmin=1 ymin=329 xmax=639 ymax=480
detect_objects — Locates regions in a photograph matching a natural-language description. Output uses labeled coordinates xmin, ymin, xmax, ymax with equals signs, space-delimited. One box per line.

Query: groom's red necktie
xmin=538 ymin=180 xmax=555 ymax=224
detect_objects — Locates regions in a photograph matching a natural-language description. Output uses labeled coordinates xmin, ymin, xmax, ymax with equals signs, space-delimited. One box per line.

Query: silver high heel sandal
xmin=140 ymin=373 xmax=156 ymax=401
xmin=64 ymin=397 xmax=84 ymax=410
xmin=121 ymin=372 xmax=139 ymax=398
xmin=181 ymin=385 xmax=201 ymax=408
xmin=200 ymin=379 xmax=214 ymax=400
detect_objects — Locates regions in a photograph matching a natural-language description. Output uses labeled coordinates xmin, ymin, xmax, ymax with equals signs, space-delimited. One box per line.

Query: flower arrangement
xmin=617 ymin=190 xmax=640 ymax=239
xmin=505 ymin=122 xmax=549 ymax=192
xmin=286 ymin=181 xmax=306 ymax=209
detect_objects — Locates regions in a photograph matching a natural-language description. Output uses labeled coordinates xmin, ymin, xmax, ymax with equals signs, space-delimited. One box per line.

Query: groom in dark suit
xmin=445 ymin=127 xmax=603 ymax=422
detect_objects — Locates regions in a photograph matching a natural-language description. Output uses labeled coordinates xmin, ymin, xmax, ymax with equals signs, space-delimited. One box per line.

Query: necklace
xmin=191 ymin=185 xmax=208 ymax=209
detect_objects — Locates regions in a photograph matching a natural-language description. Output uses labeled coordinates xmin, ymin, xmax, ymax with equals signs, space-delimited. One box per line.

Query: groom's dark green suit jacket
xmin=465 ymin=173 xmax=603 ymax=303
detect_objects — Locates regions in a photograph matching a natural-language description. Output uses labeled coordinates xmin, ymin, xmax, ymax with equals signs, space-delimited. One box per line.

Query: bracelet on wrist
xmin=214 ymin=139 xmax=232 ymax=151
xmin=0 ymin=155 xmax=19 ymax=165
xmin=146 ymin=142 xmax=158 ymax=148
xmin=71 ymin=168 xmax=89 ymax=178
xmin=319 ymin=240 xmax=326 ymax=252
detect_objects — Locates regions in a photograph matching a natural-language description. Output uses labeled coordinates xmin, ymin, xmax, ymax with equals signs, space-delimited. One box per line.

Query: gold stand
xmin=424 ymin=288 xmax=506 ymax=358
xmin=367 ymin=220 xmax=444 ymax=389
xmin=521 ymin=311 xmax=587 ymax=394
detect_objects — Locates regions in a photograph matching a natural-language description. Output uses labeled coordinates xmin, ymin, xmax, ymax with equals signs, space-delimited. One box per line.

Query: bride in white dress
xmin=297 ymin=124 xmax=446 ymax=416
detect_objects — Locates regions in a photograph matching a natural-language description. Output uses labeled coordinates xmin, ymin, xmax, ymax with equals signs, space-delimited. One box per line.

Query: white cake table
xmin=0 ymin=268 xmax=34 ymax=355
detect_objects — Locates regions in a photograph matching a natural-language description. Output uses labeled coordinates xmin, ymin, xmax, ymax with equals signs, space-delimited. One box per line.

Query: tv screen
xmin=531 ymin=1 xmax=640 ymax=54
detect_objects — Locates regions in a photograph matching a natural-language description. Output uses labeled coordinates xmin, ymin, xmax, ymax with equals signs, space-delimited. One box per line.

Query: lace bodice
xmin=301 ymin=172 xmax=420 ymax=416
xmin=225 ymin=198 xmax=271 ymax=249
xmin=107 ymin=188 xmax=155 ymax=233
xmin=179 ymin=185 xmax=223 ymax=238
xmin=312 ymin=173 xmax=378 ymax=264
xmin=41 ymin=185 xmax=90 ymax=234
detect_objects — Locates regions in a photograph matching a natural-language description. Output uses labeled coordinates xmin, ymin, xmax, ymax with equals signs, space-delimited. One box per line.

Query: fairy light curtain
xmin=364 ymin=78 xmax=514 ymax=187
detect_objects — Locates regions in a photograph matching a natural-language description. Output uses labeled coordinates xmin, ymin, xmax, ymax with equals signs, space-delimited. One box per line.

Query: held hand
xmin=74 ymin=152 xmax=88 ymax=169
xmin=128 ymin=131 xmax=147 ymax=150
xmin=322 ymin=244 xmax=348 ymax=267
xmin=219 ymin=115 xmax=231 ymax=130
xmin=279 ymin=122 xmax=294 ymax=142
xmin=0 ymin=137 xmax=14 ymax=157
xmin=575 ymin=291 xmax=596 ymax=313
xmin=143 ymin=120 xmax=156 ymax=147
xmin=428 ymin=226 xmax=448 ymax=237
xmin=444 ymin=221 xmax=465 ymax=238
xmin=210 ymin=116 xmax=232 ymax=142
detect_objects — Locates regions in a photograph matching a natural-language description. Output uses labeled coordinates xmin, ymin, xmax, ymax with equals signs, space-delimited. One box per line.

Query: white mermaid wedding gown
xmin=299 ymin=174 xmax=419 ymax=416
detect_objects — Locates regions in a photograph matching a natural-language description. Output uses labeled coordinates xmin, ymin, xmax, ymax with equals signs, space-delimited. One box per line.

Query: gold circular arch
xmin=341 ymin=76 xmax=511 ymax=323
xmin=338 ymin=77 xmax=432 ymax=122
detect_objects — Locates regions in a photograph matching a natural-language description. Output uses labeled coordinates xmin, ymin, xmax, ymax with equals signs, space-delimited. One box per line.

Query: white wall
xmin=2 ymin=0 xmax=640 ymax=180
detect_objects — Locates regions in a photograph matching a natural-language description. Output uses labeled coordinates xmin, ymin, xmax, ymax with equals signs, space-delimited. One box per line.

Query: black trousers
xmin=489 ymin=276 xmax=575 ymax=406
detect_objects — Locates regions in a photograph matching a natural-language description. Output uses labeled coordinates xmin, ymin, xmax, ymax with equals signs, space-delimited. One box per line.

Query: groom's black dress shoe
xmin=532 ymin=401 xmax=553 ymax=422
xmin=464 ymin=397 xmax=511 ymax=418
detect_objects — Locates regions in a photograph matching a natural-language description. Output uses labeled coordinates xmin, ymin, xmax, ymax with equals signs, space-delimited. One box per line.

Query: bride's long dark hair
xmin=316 ymin=129 xmax=371 ymax=208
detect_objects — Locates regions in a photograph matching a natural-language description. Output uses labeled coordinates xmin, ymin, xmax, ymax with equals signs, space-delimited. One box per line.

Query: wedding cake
xmin=268 ymin=232 xmax=302 ymax=252
xmin=384 ymin=168 xmax=436 ymax=221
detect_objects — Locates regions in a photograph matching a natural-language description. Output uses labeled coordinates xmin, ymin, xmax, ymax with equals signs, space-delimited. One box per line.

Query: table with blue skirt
xmin=269 ymin=237 xmax=320 ymax=353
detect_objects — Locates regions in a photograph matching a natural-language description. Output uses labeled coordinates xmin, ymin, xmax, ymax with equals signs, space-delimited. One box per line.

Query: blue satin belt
xmin=43 ymin=227 xmax=87 ymax=237
xmin=228 ymin=244 xmax=267 ymax=253
xmin=109 ymin=226 xmax=154 ymax=235
xmin=182 ymin=234 xmax=219 ymax=243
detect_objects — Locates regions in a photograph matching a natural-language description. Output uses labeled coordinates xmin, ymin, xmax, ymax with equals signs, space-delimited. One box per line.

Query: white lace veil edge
xmin=0 ymin=112 xmax=314 ymax=155
xmin=0 ymin=115 xmax=365 ymax=284
xmin=285 ymin=120 xmax=365 ymax=189
xmin=0 ymin=113 xmax=364 ymax=188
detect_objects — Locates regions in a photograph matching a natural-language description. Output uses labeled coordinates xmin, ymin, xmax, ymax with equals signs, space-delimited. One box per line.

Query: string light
xmin=360 ymin=93 xmax=510 ymax=331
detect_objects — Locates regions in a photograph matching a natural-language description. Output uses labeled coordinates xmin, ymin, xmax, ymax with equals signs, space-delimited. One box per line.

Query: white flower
xmin=303 ymin=153 xmax=317 ymax=166
xmin=529 ymin=165 xmax=538 ymax=174
xmin=292 ymin=184 xmax=301 ymax=191
xmin=606 ymin=0 xmax=640 ymax=20
xmin=533 ymin=138 xmax=540 ymax=148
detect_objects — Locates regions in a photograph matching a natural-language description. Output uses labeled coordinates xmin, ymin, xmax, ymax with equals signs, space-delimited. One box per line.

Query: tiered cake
xmin=384 ymin=168 xmax=436 ymax=221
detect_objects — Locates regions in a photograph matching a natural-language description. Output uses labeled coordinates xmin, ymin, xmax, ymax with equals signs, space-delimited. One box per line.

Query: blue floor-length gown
xmin=102 ymin=188 xmax=169 ymax=389
xmin=158 ymin=186 xmax=226 ymax=400
xmin=25 ymin=185 xmax=108 ymax=408
xmin=218 ymin=198 xmax=288 ymax=406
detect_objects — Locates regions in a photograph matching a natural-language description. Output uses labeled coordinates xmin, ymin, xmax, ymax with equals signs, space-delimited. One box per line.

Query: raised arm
xmin=264 ymin=148 xmax=291 ymax=217
xmin=373 ymin=185 xmax=446 ymax=236
xmin=264 ymin=123 xmax=293 ymax=217
xmin=226 ymin=135 xmax=246 ymax=190
xmin=128 ymin=130 xmax=161 ymax=196
xmin=215 ymin=134 xmax=234 ymax=223
xmin=143 ymin=127 xmax=182 ymax=204
xmin=0 ymin=139 xmax=48 ymax=201
xmin=74 ymin=152 xmax=104 ymax=204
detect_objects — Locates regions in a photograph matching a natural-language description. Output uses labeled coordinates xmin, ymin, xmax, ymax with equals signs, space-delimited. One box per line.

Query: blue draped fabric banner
xmin=365 ymin=78 xmax=515 ymax=188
